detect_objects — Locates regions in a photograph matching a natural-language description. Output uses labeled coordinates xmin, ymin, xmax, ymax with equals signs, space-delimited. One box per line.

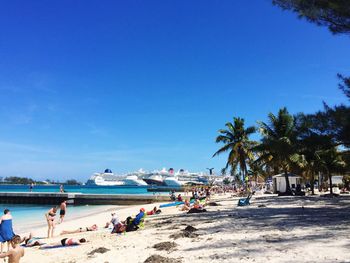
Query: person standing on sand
xmin=0 ymin=209 xmax=15 ymax=254
xmin=0 ymin=235 xmax=24 ymax=263
xmin=45 ymin=207 xmax=57 ymax=238
xmin=59 ymin=200 xmax=67 ymax=223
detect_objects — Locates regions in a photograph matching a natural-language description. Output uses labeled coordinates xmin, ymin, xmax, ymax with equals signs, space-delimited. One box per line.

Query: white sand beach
xmin=18 ymin=194 xmax=350 ymax=263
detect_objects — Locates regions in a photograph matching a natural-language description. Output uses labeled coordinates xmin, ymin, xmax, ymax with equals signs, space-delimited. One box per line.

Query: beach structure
xmin=0 ymin=192 xmax=170 ymax=205
xmin=272 ymin=173 xmax=302 ymax=193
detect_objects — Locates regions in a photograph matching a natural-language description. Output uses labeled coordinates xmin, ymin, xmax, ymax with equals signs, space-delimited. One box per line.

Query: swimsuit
xmin=61 ymin=238 xmax=74 ymax=246
xmin=61 ymin=238 xmax=67 ymax=246
xmin=60 ymin=210 xmax=66 ymax=216
xmin=48 ymin=212 xmax=56 ymax=221
xmin=25 ymin=237 xmax=40 ymax=246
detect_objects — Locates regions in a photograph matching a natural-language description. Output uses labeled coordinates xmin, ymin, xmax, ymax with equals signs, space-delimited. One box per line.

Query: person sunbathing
xmin=146 ymin=207 xmax=161 ymax=216
xmin=40 ymin=238 xmax=86 ymax=249
xmin=188 ymin=199 xmax=207 ymax=213
xmin=60 ymin=224 xmax=97 ymax=235
xmin=0 ymin=235 xmax=24 ymax=263
xmin=180 ymin=199 xmax=191 ymax=211
xmin=20 ymin=232 xmax=44 ymax=247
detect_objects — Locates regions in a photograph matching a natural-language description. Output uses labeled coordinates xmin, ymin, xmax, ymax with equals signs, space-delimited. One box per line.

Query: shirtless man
xmin=0 ymin=235 xmax=24 ymax=263
xmin=59 ymin=201 xmax=67 ymax=223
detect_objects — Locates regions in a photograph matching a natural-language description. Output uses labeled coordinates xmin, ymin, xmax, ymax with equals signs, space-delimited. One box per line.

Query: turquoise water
xmin=0 ymin=203 xmax=116 ymax=234
xmin=0 ymin=185 xmax=159 ymax=234
xmin=0 ymin=184 xmax=150 ymax=194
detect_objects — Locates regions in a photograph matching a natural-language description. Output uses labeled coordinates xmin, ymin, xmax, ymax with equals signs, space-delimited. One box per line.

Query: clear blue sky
xmin=0 ymin=1 xmax=349 ymax=181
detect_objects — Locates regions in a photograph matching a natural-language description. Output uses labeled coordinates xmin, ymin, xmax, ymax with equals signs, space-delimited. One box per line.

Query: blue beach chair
xmin=237 ymin=192 xmax=254 ymax=207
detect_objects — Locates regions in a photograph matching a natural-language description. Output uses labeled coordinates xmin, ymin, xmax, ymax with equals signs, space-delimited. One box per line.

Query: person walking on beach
xmin=59 ymin=200 xmax=67 ymax=223
xmin=0 ymin=209 xmax=15 ymax=254
xmin=45 ymin=207 xmax=57 ymax=238
xmin=0 ymin=235 xmax=24 ymax=263
xmin=59 ymin=184 xmax=65 ymax=193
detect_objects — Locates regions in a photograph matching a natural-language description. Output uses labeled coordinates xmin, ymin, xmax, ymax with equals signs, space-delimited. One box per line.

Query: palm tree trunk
xmin=329 ymin=172 xmax=333 ymax=195
xmin=284 ymin=170 xmax=292 ymax=194
xmin=310 ymin=171 xmax=315 ymax=195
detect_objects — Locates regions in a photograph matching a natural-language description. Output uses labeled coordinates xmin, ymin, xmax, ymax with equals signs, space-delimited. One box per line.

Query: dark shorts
xmin=60 ymin=210 xmax=66 ymax=216
xmin=61 ymin=238 xmax=67 ymax=246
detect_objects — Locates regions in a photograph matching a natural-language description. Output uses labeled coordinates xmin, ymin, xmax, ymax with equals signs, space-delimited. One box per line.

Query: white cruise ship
xmin=86 ymin=169 xmax=124 ymax=186
xmin=123 ymin=175 xmax=148 ymax=186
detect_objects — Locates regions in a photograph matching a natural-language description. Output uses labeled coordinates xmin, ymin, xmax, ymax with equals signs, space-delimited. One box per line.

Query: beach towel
xmin=40 ymin=244 xmax=79 ymax=250
xmin=0 ymin=219 xmax=15 ymax=242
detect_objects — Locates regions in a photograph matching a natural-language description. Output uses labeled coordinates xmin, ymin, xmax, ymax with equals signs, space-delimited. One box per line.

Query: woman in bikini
xmin=60 ymin=224 xmax=98 ymax=235
xmin=60 ymin=237 xmax=86 ymax=246
xmin=40 ymin=237 xmax=86 ymax=249
xmin=45 ymin=207 xmax=57 ymax=238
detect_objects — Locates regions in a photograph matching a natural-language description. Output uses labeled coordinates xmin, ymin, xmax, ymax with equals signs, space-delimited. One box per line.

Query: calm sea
xmin=0 ymin=185 xmax=159 ymax=234
xmin=0 ymin=184 xmax=151 ymax=194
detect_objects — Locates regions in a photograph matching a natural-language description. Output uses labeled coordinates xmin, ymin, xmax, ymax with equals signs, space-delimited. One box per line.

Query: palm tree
xmin=247 ymin=159 xmax=268 ymax=184
xmin=254 ymin=108 xmax=301 ymax=194
xmin=294 ymin=113 xmax=334 ymax=194
xmin=317 ymin=148 xmax=346 ymax=195
xmin=213 ymin=117 xmax=256 ymax=184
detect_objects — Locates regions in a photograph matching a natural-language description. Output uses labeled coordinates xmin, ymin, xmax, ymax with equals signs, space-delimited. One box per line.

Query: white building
xmin=272 ymin=173 xmax=302 ymax=193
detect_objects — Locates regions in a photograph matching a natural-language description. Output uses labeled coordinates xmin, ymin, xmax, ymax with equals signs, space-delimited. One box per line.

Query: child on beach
xmin=0 ymin=235 xmax=24 ymax=263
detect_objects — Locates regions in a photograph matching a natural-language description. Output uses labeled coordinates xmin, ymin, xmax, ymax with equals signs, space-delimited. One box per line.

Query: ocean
xmin=0 ymin=184 xmax=151 ymax=194
xmin=0 ymin=185 xmax=158 ymax=234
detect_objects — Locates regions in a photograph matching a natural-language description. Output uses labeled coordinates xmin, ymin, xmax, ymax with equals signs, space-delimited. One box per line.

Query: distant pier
xmin=0 ymin=192 xmax=171 ymax=205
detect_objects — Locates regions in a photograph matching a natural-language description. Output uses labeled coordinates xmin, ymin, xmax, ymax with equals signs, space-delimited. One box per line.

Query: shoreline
xmin=14 ymin=205 xmax=120 ymax=235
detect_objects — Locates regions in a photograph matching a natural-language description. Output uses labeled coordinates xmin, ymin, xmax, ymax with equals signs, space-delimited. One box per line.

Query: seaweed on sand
xmin=88 ymin=247 xmax=110 ymax=256
xmin=153 ymin=241 xmax=178 ymax=252
xmin=144 ymin=255 xmax=182 ymax=263
xmin=169 ymin=225 xmax=199 ymax=239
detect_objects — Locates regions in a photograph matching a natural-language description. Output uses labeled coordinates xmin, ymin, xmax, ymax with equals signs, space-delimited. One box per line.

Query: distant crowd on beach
xmin=0 ymin=186 xmax=229 ymax=262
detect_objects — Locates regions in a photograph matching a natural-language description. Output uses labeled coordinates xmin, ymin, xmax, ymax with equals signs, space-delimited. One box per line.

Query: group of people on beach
xmin=0 ymin=187 xmax=216 ymax=263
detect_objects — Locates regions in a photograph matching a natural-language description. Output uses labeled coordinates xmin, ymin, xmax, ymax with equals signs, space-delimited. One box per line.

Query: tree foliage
xmin=272 ymin=0 xmax=350 ymax=35
xmin=213 ymin=117 xmax=256 ymax=180
xmin=338 ymin=74 xmax=350 ymax=100
xmin=3 ymin=176 xmax=35 ymax=185
xmin=254 ymin=108 xmax=302 ymax=193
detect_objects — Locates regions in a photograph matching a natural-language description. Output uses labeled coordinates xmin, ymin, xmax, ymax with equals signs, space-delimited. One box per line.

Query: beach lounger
xmin=237 ymin=192 xmax=253 ymax=207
